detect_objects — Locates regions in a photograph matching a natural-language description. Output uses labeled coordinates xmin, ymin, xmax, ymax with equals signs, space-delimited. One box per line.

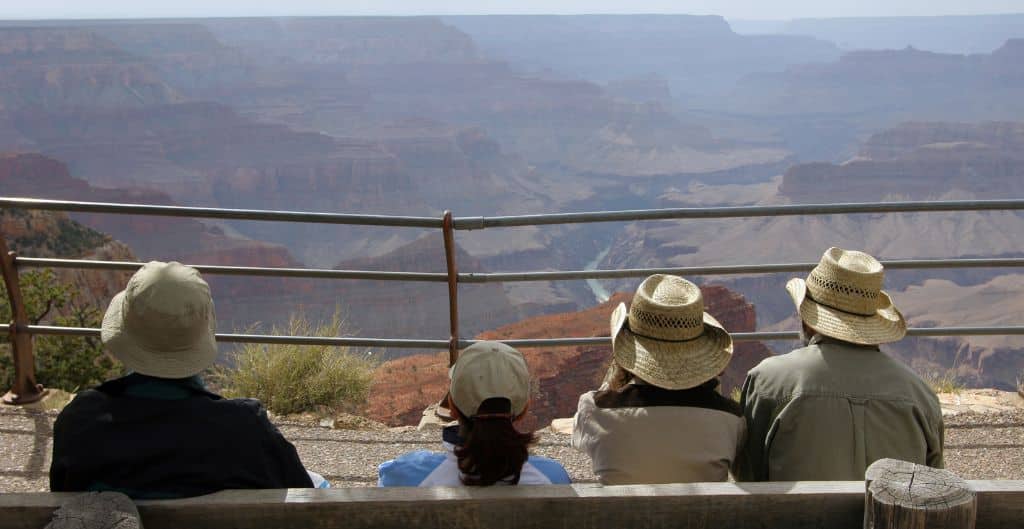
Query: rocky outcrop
xmin=781 ymin=122 xmax=1024 ymax=201
xmin=368 ymin=287 xmax=771 ymax=428
xmin=0 ymin=152 xmax=300 ymax=266
xmin=1 ymin=208 xmax=135 ymax=312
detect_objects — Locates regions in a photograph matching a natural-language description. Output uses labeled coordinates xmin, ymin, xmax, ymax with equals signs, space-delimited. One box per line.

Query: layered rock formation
xmin=782 ymin=122 xmax=1024 ymax=201
xmin=0 ymin=27 xmax=181 ymax=109
xmin=732 ymin=40 xmax=1024 ymax=121
xmin=368 ymin=286 xmax=771 ymax=428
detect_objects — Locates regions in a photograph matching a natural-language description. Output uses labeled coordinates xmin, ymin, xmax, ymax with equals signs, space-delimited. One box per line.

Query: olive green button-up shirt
xmin=735 ymin=337 xmax=944 ymax=481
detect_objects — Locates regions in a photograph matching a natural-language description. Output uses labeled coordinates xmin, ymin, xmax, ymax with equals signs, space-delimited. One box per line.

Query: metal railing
xmin=3 ymin=196 xmax=1024 ymax=404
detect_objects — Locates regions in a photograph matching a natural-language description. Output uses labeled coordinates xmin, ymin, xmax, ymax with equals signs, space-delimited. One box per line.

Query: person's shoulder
xmin=55 ymin=388 xmax=109 ymax=419
xmin=524 ymin=456 xmax=571 ymax=484
xmin=750 ymin=344 xmax=819 ymax=377
xmin=378 ymin=451 xmax=448 ymax=487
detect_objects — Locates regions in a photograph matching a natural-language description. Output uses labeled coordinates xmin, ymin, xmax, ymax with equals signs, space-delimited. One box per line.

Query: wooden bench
xmin=3 ymin=481 xmax=1024 ymax=529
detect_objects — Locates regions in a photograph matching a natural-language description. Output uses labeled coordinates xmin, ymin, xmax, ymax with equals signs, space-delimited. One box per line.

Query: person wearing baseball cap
xmin=50 ymin=262 xmax=319 ymax=498
xmin=378 ymin=341 xmax=570 ymax=486
xmin=735 ymin=248 xmax=944 ymax=481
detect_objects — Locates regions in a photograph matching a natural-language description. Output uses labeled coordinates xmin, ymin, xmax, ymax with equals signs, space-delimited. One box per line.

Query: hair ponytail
xmin=453 ymin=398 xmax=537 ymax=486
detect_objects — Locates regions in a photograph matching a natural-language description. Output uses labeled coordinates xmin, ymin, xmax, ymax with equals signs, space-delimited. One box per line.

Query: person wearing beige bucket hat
xmin=571 ymin=275 xmax=745 ymax=485
xmin=51 ymin=262 xmax=321 ymax=498
xmin=379 ymin=341 xmax=570 ymax=486
xmin=736 ymin=248 xmax=944 ymax=482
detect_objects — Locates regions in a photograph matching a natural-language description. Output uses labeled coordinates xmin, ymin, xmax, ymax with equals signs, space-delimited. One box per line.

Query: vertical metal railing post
xmin=0 ymin=233 xmax=46 ymax=405
xmin=441 ymin=211 xmax=460 ymax=366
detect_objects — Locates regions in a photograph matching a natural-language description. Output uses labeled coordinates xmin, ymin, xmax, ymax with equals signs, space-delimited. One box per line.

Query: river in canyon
xmin=584 ymin=244 xmax=614 ymax=303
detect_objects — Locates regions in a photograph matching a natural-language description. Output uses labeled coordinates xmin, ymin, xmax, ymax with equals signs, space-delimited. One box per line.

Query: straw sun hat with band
xmin=101 ymin=261 xmax=218 ymax=379
xmin=786 ymin=247 xmax=907 ymax=345
xmin=611 ymin=275 xmax=733 ymax=391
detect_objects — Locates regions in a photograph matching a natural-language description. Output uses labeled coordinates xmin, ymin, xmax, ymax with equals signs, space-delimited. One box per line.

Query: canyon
xmin=2 ymin=13 xmax=1023 ymax=399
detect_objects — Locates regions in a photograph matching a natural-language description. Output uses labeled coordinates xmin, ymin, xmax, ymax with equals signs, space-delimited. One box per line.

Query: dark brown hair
xmin=452 ymin=397 xmax=537 ymax=486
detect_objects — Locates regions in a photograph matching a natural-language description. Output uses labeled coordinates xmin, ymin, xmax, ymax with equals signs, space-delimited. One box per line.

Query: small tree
xmin=212 ymin=312 xmax=376 ymax=416
xmin=0 ymin=269 xmax=122 ymax=392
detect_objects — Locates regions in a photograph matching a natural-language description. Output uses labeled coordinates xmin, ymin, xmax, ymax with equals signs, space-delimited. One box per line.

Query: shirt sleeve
xmin=570 ymin=391 xmax=596 ymax=454
xmin=734 ymin=372 xmax=775 ymax=482
xmin=925 ymin=405 xmax=945 ymax=469
xmin=253 ymin=402 xmax=315 ymax=488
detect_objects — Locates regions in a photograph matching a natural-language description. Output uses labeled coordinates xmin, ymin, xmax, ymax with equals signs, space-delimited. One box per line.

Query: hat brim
xmin=610 ymin=303 xmax=734 ymax=390
xmin=786 ymin=278 xmax=907 ymax=345
xmin=101 ymin=291 xmax=218 ymax=378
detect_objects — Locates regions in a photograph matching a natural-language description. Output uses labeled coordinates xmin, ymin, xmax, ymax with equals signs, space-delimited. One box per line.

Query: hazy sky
xmin=2 ymin=0 xmax=1023 ymax=21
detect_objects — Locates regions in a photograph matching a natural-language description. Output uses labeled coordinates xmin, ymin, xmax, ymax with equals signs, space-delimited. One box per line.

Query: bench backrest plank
xmin=2 ymin=481 xmax=1022 ymax=529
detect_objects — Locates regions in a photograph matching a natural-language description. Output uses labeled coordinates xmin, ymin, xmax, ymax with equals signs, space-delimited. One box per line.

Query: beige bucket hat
xmin=787 ymin=247 xmax=907 ymax=345
xmin=611 ymin=275 xmax=733 ymax=390
xmin=101 ymin=261 xmax=218 ymax=379
xmin=449 ymin=341 xmax=530 ymax=418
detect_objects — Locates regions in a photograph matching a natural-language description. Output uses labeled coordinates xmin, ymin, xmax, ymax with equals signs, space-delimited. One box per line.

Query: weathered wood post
xmin=864 ymin=458 xmax=976 ymax=529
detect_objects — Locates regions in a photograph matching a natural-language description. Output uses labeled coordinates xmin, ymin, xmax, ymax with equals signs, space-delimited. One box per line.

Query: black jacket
xmin=50 ymin=374 xmax=314 ymax=498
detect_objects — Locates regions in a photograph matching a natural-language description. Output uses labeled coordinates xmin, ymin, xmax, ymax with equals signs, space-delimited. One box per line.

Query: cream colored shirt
xmin=572 ymin=381 xmax=745 ymax=485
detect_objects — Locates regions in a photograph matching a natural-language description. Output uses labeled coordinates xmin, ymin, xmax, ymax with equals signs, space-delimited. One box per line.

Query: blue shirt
xmin=379 ymin=426 xmax=571 ymax=487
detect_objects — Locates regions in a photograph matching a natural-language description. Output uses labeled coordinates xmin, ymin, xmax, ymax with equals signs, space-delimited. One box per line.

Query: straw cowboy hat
xmin=786 ymin=247 xmax=907 ymax=345
xmin=449 ymin=341 xmax=530 ymax=418
xmin=101 ymin=261 xmax=218 ymax=379
xmin=611 ymin=275 xmax=733 ymax=390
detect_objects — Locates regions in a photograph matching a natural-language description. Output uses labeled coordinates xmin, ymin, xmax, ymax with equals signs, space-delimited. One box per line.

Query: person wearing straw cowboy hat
xmin=735 ymin=248 xmax=944 ymax=482
xmin=571 ymin=274 xmax=745 ymax=485
xmin=50 ymin=261 xmax=321 ymax=498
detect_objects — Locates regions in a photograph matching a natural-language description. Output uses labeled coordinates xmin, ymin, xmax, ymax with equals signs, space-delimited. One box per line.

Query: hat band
xmin=626 ymin=321 xmax=707 ymax=343
xmin=804 ymin=290 xmax=877 ymax=317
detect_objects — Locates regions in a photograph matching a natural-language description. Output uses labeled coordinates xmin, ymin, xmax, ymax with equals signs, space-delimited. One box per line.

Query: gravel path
xmin=2 ymin=407 xmax=1021 ymax=492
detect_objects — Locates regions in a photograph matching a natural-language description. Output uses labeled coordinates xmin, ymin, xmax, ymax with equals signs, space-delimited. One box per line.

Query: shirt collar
xmin=99 ymin=373 xmax=220 ymax=400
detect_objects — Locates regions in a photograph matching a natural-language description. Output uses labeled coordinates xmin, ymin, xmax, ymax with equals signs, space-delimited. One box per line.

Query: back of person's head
xmin=448 ymin=341 xmax=536 ymax=486
xmin=101 ymin=261 xmax=217 ymax=379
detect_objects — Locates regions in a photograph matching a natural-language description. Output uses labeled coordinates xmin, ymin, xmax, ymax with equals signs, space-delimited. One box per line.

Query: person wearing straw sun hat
xmin=571 ymin=274 xmax=745 ymax=485
xmin=735 ymin=248 xmax=944 ymax=482
xmin=50 ymin=261 xmax=320 ymax=498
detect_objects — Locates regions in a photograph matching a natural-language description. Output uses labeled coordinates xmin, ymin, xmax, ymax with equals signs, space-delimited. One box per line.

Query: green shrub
xmin=0 ymin=269 xmax=123 ymax=392
xmin=212 ymin=312 xmax=376 ymax=416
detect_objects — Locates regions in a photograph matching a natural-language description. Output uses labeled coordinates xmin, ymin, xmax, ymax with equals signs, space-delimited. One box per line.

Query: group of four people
xmin=49 ymin=247 xmax=943 ymax=497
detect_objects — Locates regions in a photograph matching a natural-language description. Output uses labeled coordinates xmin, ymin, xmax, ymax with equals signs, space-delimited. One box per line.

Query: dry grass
xmin=211 ymin=312 xmax=376 ymax=416
xmin=923 ymin=370 xmax=966 ymax=395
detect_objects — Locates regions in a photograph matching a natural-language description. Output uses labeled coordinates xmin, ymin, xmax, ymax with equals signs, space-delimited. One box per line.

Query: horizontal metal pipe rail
xmin=452 ymin=199 xmax=1024 ymax=229
xmin=7 ymin=324 xmax=1024 ymax=350
xmin=16 ymin=256 xmax=1024 ymax=282
xmin=6 ymin=197 xmax=1024 ymax=229
xmin=0 ymin=198 xmax=442 ymax=228
xmin=15 ymin=257 xmax=449 ymax=282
